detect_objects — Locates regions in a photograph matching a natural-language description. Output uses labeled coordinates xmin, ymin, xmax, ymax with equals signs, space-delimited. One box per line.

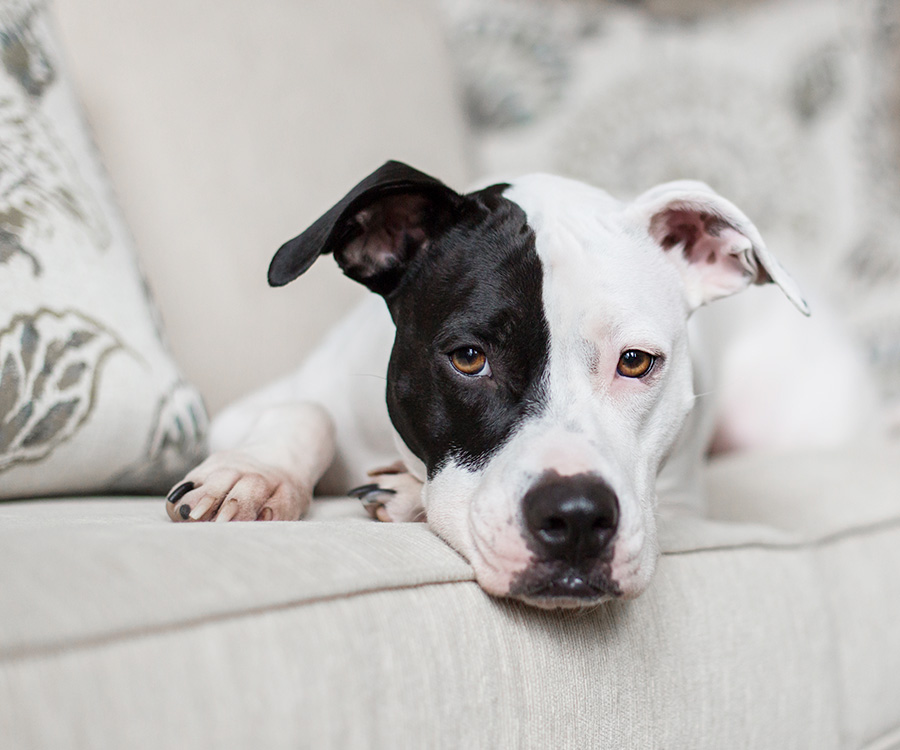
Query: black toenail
xmin=178 ymin=504 xmax=191 ymax=520
xmin=348 ymin=483 xmax=379 ymax=498
xmin=168 ymin=481 xmax=194 ymax=504
xmin=364 ymin=488 xmax=396 ymax=499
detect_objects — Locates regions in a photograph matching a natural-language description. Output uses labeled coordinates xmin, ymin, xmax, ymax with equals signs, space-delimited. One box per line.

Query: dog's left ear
xmin=268 ymin=161 xmax=462 ymax=296
xmin=630 ymin=181 xmax=810 ymax=315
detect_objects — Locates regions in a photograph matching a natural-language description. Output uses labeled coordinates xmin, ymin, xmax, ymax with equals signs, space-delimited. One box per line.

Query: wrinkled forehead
xmin=504 ymin=175 xmax=686 ymax=336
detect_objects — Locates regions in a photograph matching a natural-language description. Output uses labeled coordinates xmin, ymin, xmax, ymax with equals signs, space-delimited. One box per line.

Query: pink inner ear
xmin=652 ymin=209 xmax=731 ymax=263
xmin=651 ymin=208 xmax=757 ymax=304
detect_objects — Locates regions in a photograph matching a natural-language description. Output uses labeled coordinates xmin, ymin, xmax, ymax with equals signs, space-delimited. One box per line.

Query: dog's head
xmin=270 ymin=161 xmax=807 ymax=608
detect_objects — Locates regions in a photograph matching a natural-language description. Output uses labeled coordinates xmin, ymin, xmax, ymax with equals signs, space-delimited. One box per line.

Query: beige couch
xmin=3 ymin=447 xmax=900 ymax=748
xmin=2 ymin=1 xmax=900 ymax=748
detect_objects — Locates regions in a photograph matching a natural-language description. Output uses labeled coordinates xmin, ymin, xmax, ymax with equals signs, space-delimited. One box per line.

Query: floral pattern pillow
xmin=0 ymin=0 xmax=207 ymax=498
xmin=440 ymin=0 xmax=900 ymax=407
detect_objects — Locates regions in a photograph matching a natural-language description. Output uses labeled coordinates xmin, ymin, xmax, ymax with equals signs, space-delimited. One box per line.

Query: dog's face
xmin=384 ymin=177 xmax=697 ymax=607
xmin=270 ymin=162 xmax=807 ymax=608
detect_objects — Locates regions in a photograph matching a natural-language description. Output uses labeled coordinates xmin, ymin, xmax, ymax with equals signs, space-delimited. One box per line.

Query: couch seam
xmin=0 ymin=576 xmax=475 ymax=665
xmin=661 ymin=516 xmax=900 ymax=557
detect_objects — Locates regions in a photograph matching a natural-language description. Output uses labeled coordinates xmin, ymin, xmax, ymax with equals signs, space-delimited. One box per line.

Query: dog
xmin=164 ymin=161 xmax=872 ymax=609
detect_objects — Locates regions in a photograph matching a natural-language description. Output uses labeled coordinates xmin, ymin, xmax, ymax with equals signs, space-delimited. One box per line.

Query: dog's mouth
xmin=508 ymin=563 xmax=622 ymax=609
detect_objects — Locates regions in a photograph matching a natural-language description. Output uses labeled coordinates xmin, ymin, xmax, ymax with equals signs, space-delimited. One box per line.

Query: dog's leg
xmin=166 ymin=402 xmax=335 ymax=522
xmin=705 ymin=289 xmax=880 ymax=453
xmin=165 ymin=296 xmax=401 ymax=522
xmin=349 ymin=461 xmax=425 ymax=523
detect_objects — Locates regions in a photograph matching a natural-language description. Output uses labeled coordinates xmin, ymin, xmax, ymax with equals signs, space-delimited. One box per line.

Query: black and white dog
xmin=166 ymin=161 xmax=870 ymax=609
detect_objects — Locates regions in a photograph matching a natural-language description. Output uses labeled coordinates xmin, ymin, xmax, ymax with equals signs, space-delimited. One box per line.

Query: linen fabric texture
xmin=1 ymin=444 xmax=899 ymax=749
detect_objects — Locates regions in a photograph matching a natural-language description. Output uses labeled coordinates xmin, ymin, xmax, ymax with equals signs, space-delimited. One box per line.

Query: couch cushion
xmin=705 ymin=442 xmax=900 ymax=749
xmin=0 ymin=0 xmax=207 ymax=498
xmin=53 ymin=0 xmax=472 ymax=414
xmin=1 ymin=442 xmax=898 ymax=747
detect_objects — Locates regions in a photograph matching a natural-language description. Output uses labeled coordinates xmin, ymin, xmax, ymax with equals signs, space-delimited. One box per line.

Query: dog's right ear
xmin=629 ymin=180 xmax=810 ymax=315
xmin=268 ymin=161 xmax=462 ymax=296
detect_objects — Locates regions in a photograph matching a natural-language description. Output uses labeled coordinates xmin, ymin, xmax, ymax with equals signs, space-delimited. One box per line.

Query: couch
xmin=1 ymin=0 xmax=899 ymax=748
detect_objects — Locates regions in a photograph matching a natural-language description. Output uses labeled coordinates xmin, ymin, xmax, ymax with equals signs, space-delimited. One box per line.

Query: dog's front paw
xmin=165 ymin=450 xmax=311 ymax=523
xmin=349 ymin=462 xmax=425 ymax=523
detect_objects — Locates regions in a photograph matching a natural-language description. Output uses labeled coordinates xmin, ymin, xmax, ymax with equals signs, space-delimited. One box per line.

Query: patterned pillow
xmin=439 ymin=0 xmax=900 ymax=407
xmin=0 ymin=0 xmax=207 ymax=498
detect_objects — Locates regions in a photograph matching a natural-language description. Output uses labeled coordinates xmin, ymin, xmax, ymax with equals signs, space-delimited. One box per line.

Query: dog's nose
xmin=523 ymin=472 xmax=619 ymax=563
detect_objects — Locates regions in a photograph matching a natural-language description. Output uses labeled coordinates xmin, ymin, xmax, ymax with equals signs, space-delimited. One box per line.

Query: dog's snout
xmin=523 ymin=472 xmax=619 ymax=563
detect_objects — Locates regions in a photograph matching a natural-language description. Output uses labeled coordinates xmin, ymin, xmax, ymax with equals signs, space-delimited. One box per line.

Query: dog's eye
xmin=617 ymin=350 xmax=656 ymax=378
xmin=450 ymin=347 xmax=491 ymax=377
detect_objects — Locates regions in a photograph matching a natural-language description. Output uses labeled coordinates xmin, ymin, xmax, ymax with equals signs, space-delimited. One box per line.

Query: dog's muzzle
xmin=512 ymin=471 xmax=621 ymax=604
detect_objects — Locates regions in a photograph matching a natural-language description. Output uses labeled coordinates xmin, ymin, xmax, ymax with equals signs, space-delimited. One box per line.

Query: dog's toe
xmin=166 ymin=467 xmax=241 ymax=522
xmin=352 ymin=467 xmax=425 ymax=523
xmin=347 ymin=483 xmax=383 ymax=499
xmin=166 ymin=481 xmax=202 ymax=522
xmin=167 ymin=481 xmax=194 ymax=505
xmin=165 ymin=451 xmax=311 ymax=523
xmin=350 ymin=485 xmax=398 ymax=521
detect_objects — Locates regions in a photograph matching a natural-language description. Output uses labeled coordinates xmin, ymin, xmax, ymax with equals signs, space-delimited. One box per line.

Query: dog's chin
xmin=506 ymin=568 xmax=623 ymax=610
xmin=514 ymin=591 xmax=617 ymax=610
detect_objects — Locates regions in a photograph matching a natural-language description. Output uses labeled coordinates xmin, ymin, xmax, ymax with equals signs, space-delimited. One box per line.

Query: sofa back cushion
xmin=53 ymin=0 xmax=472 ymax=414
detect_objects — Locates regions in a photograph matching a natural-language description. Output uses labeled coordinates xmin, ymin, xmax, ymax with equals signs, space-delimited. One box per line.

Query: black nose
xmin=523 ymin=472 xmax=619 ymax=563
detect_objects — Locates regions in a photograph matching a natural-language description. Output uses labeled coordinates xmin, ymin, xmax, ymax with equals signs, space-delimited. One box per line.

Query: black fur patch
xmin=384 ymin=185 xmax=551 ymax=477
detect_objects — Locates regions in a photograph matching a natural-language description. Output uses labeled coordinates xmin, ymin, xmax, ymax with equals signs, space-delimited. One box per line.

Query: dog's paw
xmin=349 ymin=462 xmax=425 ymax=523
xmin=165 ymin=450 xmax=311 ymax=523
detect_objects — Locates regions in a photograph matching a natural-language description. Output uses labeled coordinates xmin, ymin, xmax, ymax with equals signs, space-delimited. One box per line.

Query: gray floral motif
xmin=847 ymin=0 xmax=900 ymax=400
xmin=555 ymin=63 xmax=824 ymax=251
xmin=110 ymin=381 xmax=209 ymax=492
xmin=0 ymin=92 xmax=112 ymax=276
xmin=438 ymin=0 xmax=590 ymax=128
xmin=0 ymin=308 xmax=121 ymax=472
xmin=0 ymin=0 xmax=54 ymax=99
xmin=0 ymin=0 xmax=110 ymax=277
xmin=631 ymin=0 xmax=770 ymax=22
xmin=792 ymin=41 xmax=844 ymax=123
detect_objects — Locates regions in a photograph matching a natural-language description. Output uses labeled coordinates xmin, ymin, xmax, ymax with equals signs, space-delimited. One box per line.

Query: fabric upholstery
xmin=52 ymin=0 xmax=473 ymax=414
xmin=706 ymin=444 xmax=900 ymax=748
xmin=1 ymin=443 xmax=898 ymax=748
xmin=0 ymin=0 xmax=207 ymax=498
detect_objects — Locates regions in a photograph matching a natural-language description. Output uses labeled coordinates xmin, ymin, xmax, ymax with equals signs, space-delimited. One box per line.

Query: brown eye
xmin=450 ymin=347 xmax=491 ymax=377
xmin=617 ymin=350 xmax=656 ymax=378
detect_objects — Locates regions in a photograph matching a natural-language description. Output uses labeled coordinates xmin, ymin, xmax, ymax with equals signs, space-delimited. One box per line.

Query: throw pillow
xmin=439 ymin=0 xmax=900 ymax=407
xmin=0 ymin=0 xmax=207 ymax=498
